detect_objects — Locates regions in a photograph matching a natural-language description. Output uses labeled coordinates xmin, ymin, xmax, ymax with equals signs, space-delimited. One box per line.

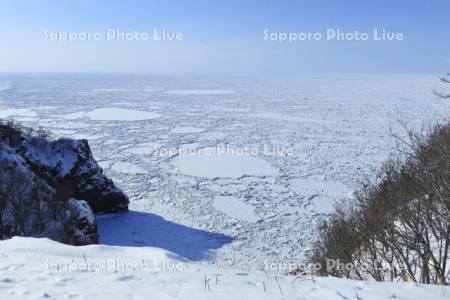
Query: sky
xmin=0 ymin=0 xmax=449 ymax=74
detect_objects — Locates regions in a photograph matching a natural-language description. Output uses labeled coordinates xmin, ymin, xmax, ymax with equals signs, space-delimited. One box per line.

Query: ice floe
xmin=213 ymin=196 xmax=259 ymax=222
xmin=64 ymin=107 xmax=161 ymax=121
xmin=172 ymin=147 xmax=278 ymax=178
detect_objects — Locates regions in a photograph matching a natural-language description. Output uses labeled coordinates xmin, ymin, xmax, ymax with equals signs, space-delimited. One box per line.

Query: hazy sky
xmin=0 ymin=0 xmax=449 ymax=74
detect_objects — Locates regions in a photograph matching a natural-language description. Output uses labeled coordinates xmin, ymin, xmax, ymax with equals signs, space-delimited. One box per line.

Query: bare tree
xmin=310 ymin=121 xmax=450 ymax=285
xmin=433 ymin=73 xmax=450 ymax=98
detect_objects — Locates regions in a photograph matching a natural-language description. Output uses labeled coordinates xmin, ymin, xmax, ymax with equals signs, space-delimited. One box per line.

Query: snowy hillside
xmin=1 ymin=237 xmax=449 ymax=300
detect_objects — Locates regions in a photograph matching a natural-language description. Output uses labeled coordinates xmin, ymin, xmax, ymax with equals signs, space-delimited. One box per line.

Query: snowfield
xmin=1 ymin=237 xmax=449 ymax=300
xmin=1 ymin=73 xmax=450 ymax=272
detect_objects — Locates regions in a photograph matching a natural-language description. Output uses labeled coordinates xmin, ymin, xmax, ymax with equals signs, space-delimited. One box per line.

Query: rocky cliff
xmin=0 ymin=121 xmax=128 ymax=245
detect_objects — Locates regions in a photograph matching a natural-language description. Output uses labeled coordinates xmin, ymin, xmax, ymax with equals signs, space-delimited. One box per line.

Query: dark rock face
xmin=0 ymin=141 xmax=98 ymax=244
xmin=0 ymin=121 xmax=128 ymax=244
xmin=19 ymin=137 xmax=129 ymax=213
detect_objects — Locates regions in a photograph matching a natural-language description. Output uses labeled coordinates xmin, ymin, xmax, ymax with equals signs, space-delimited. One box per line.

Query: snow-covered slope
xmin=0 ymin=237 xmax=449 ymax=300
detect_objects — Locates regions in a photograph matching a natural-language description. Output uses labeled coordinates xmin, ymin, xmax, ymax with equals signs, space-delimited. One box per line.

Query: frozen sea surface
xmin=171 ymin=126 xmax=205 ymax=134
xmin=65 ymin=107 xmax=161 ymax=121
xmin=172 ymin=147 xmax=278 ymax=178
xmin=1 ymin=73 xmax=449 ymax=269
xmin=0 ymin=82 xmax=12 ymax=91
xmin=213 ymin=196 xmax=259 ymax=223
xmin=164 ymin=89 xmax=236 ymax=95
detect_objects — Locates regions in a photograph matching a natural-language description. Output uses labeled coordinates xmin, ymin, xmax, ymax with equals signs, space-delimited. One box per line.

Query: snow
xmin=97 ymin=211 xmax=232 ymax=261
xmin=23 ymin=139 xmax=79 ymax=177
xmin=164 ymin=90 xmax=236 ymax=95
xmin=172 ymin=147 xmax=278 ymax=178
xmin=213 ymin=196 xmax=259 ymax=223
xmin=69 ymin=199 xmax=96 ymax=225
xmin=64 ymin=108 xmax=161 ymax=121
xmin=0 ymin=237 xmax=449 ymax=300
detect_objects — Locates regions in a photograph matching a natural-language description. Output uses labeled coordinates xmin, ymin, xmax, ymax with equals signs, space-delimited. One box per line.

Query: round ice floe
xmin=164 ymin=90 xmax=236 ymax=95
xmin=172 ymin=147 xmax=277 ymax=178
xmin=64 ymin=108 xmax=161 ymax=121
xmin=213 ymin=196 xmax=258 ymax=223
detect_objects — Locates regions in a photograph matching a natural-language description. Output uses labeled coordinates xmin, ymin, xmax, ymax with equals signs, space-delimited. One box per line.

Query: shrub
xmin=310 ymin=121 xmax=450 ymax=285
